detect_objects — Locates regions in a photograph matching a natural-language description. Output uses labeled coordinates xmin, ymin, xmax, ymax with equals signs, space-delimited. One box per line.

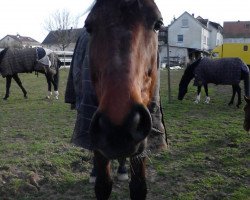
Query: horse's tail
xmin=244 ymin=74 xmax=250 ymax=96
xmin=243 ymin=66 xmax=250 ymax=96
xmin=0 ymin=48 xmax=9 ymax=65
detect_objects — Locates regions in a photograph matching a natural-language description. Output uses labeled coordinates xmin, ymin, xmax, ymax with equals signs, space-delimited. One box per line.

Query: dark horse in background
xmin=85 ymin=0 xmax=163 ymax=199
xmin=243 ymin=95 xmax=250 ymax=131
xmin=0 ymin=47 xmax=62 ymax=100
xmin=178 ymin=57 xmax=250 ymax=107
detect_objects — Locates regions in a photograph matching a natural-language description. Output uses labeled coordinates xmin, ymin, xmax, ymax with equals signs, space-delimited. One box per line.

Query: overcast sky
xmin=0 ymin=0 xmax=249 ymax=43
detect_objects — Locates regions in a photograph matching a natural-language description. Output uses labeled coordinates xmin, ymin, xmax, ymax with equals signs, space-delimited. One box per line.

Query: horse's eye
xmin=154 ymin=20 xmax=163 ymax=32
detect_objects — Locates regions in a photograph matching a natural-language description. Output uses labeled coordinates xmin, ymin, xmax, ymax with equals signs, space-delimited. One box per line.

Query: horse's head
xmin=45 ymin=52 xmax=62 ymax=77
xmin=86 ymin=0 xmax=162 ymax=159
xmin=243 ymin=96 xmax=250 ymax=131
xmin=178 ymin=58 xmax=201 ymax=100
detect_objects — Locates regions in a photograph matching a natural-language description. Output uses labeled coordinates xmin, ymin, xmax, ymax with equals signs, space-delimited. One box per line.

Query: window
xmin=203 ymin=36 xmax=207 ymax=44
xmin=182 ymin=19 xmax=188 ymax=27
xmin=245 ymin=24 xmax=250 ymax=29
xmin=243 ymin=45 xmax=248 ymax=51
xmin=177 ymin=35 xmax=183 ymax=42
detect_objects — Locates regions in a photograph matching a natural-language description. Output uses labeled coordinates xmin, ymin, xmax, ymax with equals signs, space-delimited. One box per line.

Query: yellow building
xmin=211 ymin=43 xmax=250 ymax=66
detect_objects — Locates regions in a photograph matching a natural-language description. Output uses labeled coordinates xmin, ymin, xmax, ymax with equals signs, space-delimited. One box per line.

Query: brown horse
xmin=85 ymin=0 xmax=163 ymax=199
xmin=243 ymin=96 xmax=250 ymax=131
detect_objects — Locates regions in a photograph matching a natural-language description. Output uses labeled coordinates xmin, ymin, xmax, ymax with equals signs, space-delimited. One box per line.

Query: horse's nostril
xmin=130 ymin=112 xmax=142 ymax=141
xmin=129 ymin=105 xmax=152 ymax=143
xmin=130 ymin=113 xmax=140 ymax=131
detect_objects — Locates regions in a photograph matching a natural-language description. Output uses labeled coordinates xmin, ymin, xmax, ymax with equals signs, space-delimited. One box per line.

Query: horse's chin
xmin=97 ymin=139 xmax=147 ymax=160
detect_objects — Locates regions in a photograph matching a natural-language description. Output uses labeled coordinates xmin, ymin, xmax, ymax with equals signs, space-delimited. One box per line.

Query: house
xmin=0 ymin=34 xmax=41 ymax=49
xmin=159 ymin=12 xmax=223 ymax=66
xmin=42 ymin=28 xmax=84 ymax=51
xmin=223 ymin=21 xmax=250 ymax=43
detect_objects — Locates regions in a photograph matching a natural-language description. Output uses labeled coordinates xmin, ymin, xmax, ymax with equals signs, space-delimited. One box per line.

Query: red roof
xmin=223 ymin=21 xmax=250 ymax=38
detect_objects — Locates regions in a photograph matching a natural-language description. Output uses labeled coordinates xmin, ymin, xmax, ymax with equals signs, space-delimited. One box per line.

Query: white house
xmin=159 ymin=12 xmax=223 ymax=66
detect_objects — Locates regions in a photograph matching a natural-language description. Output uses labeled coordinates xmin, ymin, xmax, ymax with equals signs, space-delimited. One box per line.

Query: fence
xmin=54 ymin=51 xmax=74 ymax=68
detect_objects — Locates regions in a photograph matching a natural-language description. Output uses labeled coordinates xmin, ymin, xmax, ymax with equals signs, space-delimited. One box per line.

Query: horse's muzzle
xmin=89 ymin=104 xmax=152 ymax=159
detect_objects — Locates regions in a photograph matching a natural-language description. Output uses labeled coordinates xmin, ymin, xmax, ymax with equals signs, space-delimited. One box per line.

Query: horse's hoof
xmin=3 ymin=97 xmax=7 ymax=100
xmin=24 ymin=96 xmax=28 ymax=99
xmin=194 ymin=100 xmax=199 ymax=104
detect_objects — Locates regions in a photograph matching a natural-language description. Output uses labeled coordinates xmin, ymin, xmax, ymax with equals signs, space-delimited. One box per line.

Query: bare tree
xmin=44 ymin=9 xmax=80 ymax=50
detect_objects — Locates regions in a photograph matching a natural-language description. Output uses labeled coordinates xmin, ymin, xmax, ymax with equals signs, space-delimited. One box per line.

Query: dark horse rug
xmin=0 ymin=47 xmax=56 ymax=77
xmin=194 ymin=57 xmax=249 ymax=86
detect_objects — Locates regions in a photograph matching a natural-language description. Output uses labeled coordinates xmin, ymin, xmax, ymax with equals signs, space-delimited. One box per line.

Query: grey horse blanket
xmin=65 ymin=29 xmax=168 ymax=153
xmin=194 ymin=57 xmax=249 ymax=86
xmin=0 ymin=48 xmax=56 ymax=78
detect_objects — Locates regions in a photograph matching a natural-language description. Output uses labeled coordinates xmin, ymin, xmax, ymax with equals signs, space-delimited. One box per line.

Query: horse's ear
xmin=244 ymin=95 xmax=250 ymax=104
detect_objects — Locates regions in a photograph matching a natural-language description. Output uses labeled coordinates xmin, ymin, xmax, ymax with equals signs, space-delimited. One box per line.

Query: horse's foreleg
xmin=45 ymin=74 xmax=52 ymax=99
xmin=129 ymin=157 xmax=147 ymax=200
xmin=194 ymin=85 xmax=202 ymax=103
xmin=94 ymin=151 xmax=112 ymax=200
xmin=229 ymin=85 xmax=237 ymax=106
xmin=46 ymin=74 xmax=59 ymax=99
xmin=53 ymin=73 xmax=59 ymax=99
xmin=3 ymin=75 xmax=12 ymax=100
xmin=204 ymin=84 xmax=210 ymax=103
xmin=13 ymin=74 xmax=27 ymax=99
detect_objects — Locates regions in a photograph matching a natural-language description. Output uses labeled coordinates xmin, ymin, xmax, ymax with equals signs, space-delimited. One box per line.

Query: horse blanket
xmin=65 ymin=29 xmax=168 ymax=153
xmin=194 ymin=57 xmax=249 ymax=86
xmin=0 ymin=48 xmax=56 ymax=78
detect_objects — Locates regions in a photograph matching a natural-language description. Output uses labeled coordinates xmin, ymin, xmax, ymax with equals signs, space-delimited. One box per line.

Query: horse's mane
xmin=184 ymin=57 xmax=202 ymax=75
xmin=0 ymin=48 xmax=9 ymax=65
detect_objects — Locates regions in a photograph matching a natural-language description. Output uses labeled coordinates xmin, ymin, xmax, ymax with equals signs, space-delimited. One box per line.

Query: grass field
xmin=0 ymin=68 xmax=249 ymax=200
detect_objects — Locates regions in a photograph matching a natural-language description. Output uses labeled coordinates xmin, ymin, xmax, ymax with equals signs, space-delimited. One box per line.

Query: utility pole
xmin=167 ymin=41 xmax=171 ymax=103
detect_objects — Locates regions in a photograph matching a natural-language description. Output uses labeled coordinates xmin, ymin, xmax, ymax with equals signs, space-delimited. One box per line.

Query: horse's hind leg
xmin=229 ymin=85 xmax=236 ymax=106
xmin=94 ymin=151 xmax=112 ymax=200
xmin=204 ymin=84 xmax=210 ymax=103
xmin=235 ymin=84 xmax=242 ymax=108
xmin=129 ymin=157 xmax=147 ymax=200
xmin=3 ymin=75 xmax=12 ymax=100
xmin=117 ymin=158 xmax=128 ymax=181
xmin=13 ymin=74 xmax=27 ymax=98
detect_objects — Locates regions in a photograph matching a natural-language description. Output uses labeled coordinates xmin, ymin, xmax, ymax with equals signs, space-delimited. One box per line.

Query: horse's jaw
xmin=94 ymin=139 xmax=147 ymax=160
